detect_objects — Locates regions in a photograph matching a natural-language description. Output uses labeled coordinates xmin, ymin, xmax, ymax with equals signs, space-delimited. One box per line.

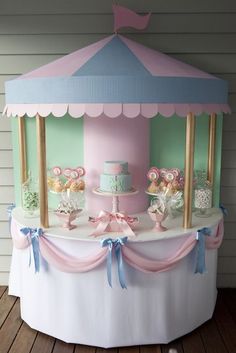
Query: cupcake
xmin=78 ymin=180 xmax=85 ymax=191
xmin=70 ymin=182 xmax=80 ymax=192
xmin=53 ymin=180 xmax=64 ymax=193
xmin=47 ymin=177 xmax=55 ymax=189
xmin=148 ymin=181 xmax=158 ymax=194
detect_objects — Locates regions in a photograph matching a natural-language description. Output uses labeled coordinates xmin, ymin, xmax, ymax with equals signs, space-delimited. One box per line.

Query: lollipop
xmin=164 ymin=171 xmax=175 ymax=183
xmin=147 ymin=167 xmax=160 ymax=194
xmin=147 ymin=167 xmax=160 ymax=182
xmin=70 ymin=169 xmax=79 ymax=180
xmin=63 ymin=168 xmax=72 ymax=179
xmin=171 ymin=168 xmax=180 ymax=179
xmin=76 ymin=166 xmax=86 ymax=177
xmin=160 ymin=168 xmax=167 ymax=178
xmin=52 ymin=166 xmax=62 ymax=177
xmin=160 ymin=168 xmax=176 ymax=183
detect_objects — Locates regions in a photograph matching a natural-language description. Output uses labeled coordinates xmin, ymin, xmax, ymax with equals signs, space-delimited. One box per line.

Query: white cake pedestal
xmin=93 ymin=187 xmax=139 ymax=213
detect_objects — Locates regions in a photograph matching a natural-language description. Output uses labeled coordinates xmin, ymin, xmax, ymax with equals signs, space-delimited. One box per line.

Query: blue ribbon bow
xmin=7 ymin=203 xmax=16 ymax=232
xmin=101 ymin=236 xmax=128 ymax=289
xmin=20 ymin=227 xmax=44 ymax=273
xmin=219 ymin=204 xmax=228 ymax=217
xmin=195 ymin=227 xmax=211 ymax=274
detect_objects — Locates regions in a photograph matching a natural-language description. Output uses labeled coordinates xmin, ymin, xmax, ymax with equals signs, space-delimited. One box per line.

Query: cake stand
xmin=93 ymin=187 xmax=139 ymax=213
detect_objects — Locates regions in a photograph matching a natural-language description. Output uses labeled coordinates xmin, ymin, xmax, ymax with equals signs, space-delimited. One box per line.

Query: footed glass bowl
xmin=54 ymin=209 xmax=82 ymax=230
xmin=148 ymin=207 xmax=168 ymax=232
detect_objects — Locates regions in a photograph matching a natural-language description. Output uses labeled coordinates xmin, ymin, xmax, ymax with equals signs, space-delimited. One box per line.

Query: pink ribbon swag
xmin=10 ymin=217 xmax=224 ymax=276
xmin=89 ymin=210 xmax=138 ymax=237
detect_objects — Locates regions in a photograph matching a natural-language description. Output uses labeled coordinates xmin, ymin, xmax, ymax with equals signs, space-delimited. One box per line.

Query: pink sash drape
xmin=40 ymin=236 xmax=108 ymax=272
xmin=10 ymin=217 xmax=224 ymax=274
xmin=122 ymin=235 xmax=196 ymax=273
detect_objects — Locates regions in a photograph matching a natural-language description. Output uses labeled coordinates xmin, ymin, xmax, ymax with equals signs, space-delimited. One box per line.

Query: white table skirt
xmin=8 ymin=209 xmax=221 ymax=348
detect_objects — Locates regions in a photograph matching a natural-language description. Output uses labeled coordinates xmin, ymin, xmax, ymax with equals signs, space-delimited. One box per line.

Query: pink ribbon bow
xmin=89 ymin=210 xmax=138 ymax=237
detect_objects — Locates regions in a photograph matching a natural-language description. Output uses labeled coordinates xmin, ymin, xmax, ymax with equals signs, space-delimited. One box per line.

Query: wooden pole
xmin=36 ymin=114 xmax=49 ymax=228
xmin=18 ymin=116 xmax=27 ymax=184
xmin=207 ymin=113 xmax=216 ymax=188
xmin=183 ymin=113 xmax=195 ymax=229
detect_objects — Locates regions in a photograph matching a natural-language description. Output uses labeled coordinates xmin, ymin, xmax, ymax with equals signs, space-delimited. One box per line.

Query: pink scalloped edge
xmin=2 ymin=103 xmax=231 ymax=118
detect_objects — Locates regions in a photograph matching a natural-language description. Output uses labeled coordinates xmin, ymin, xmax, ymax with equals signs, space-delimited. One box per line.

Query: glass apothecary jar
xmin=22 ymin=172 xmax=39 ymax=217
xmin=194 ymin=170 xmax=212 ymax=217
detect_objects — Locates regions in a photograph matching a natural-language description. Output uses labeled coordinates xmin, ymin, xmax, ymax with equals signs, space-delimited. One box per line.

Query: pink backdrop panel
xmin=84 ymin=115 xmax=149 ymax=215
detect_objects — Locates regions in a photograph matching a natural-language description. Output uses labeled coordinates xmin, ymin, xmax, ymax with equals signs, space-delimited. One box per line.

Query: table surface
xmin=12 ymin=207 xmax=223 ymax=243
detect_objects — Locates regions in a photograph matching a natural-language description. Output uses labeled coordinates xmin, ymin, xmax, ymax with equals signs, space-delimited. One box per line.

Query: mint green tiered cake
xmin=100 ymin=161 xmax=132 ymax=193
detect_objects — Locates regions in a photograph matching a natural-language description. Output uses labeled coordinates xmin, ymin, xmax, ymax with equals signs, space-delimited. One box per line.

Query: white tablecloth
xmin=8 ymin=209 xmax=221 ymax=348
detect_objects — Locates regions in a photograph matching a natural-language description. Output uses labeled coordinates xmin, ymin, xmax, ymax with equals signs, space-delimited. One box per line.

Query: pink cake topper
xmin=147 ymin=167 xmax=160 ymax=181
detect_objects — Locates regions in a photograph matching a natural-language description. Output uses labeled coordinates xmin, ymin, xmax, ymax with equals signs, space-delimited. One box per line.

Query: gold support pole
xmin=183 ymin=113 xmax=195 ymax=229
xmin=18 ymin=116 xmax=27 ymax=184
xmin=207 ymin=113 xmax=216 ymax=187
xmin=36 ymin=114 xmax=49 ymax=228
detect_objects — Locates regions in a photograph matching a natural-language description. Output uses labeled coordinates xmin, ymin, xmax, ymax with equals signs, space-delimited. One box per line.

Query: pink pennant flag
xmin=113 ymin=5 xmax=151 ymax=32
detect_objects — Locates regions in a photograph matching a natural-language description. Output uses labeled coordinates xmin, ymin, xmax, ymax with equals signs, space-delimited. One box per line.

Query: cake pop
xmin=147 ymin=167 xmax=160 ymax=194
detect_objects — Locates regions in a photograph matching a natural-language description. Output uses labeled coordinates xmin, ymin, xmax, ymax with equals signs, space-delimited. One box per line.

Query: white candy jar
xmin=194 ymin=170 xmax=212 ymax=217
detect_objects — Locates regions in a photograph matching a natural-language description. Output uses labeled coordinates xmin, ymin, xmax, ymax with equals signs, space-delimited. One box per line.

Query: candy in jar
xmin=194 ymin=182 xmax=212 ymax=217
xmin=195 ymin=188 xmax=212 ymax=209
xmin=22 ymin=172 xmax=39 ymax=217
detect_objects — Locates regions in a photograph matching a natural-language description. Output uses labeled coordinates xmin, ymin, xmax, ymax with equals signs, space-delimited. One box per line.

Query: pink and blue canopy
xmin=4 ymin=34 xmax=230 ymax=118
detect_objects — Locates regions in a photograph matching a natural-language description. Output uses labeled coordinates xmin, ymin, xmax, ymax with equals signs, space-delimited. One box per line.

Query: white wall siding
xmin=0 ymin=0 xmax=235 ymax=285
xmin=219 ymin=100 xmax=236 ymax=286
xmin=0 ymin=0 xmax=235 ymax=14
xmin=0 ymin=132 xmax=12 ymax=149
xmin=0 ymin=169 xmax=14 ymax=186
xmin=0 ymin=112 xmax=14 ymax=283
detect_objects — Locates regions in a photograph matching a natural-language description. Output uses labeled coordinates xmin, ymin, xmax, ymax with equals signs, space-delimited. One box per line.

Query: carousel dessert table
xmin=4 ymin=4 xmax=230 ymax=349
xmin=9 ymin=207 xmax=223 ymax=348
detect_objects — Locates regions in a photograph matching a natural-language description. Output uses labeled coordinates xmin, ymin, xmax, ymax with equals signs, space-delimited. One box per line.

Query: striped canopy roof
xmin=4 ymin=34 xmax=230 ymax=118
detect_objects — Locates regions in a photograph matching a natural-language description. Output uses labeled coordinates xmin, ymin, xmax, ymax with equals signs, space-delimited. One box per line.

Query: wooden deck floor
xmin=0 ymin=287 xmax=236 ymax=353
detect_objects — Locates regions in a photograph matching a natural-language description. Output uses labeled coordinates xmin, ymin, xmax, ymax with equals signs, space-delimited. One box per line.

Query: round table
xmin=9 ymin=207 xmax=222 ymax=348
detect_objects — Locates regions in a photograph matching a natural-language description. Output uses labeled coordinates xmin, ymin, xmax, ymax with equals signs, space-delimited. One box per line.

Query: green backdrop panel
xmin=150 ymin=114 xmax=223 ymax=206
xmin=11 ymin=114 xmax=84 ymax=208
